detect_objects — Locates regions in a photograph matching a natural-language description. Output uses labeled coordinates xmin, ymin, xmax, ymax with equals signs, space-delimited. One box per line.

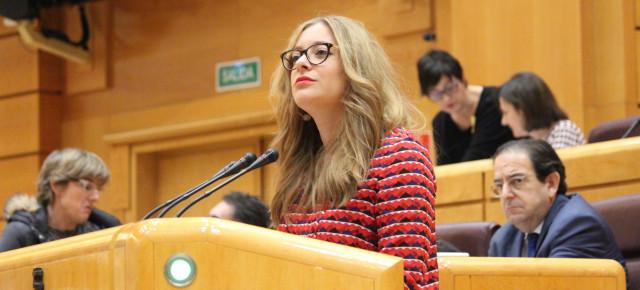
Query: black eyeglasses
xmin=280 ymin=43 xmax=335 ymax=71
xmin=428 ymin=80 xmax=461 ymax=101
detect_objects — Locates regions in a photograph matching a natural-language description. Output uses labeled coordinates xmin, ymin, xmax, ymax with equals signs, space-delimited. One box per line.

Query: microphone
xmin=175 ymin=149 xmax=279 ymax=217
xmin=156 ymin=152 xmax=257 ymax=218
xmin=142 ymin=152 xmax=257 ymax=219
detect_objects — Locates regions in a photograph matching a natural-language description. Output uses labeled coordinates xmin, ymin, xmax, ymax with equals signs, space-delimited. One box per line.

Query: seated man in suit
xmin=488 ymin=139 xmax=628 ymax=285
xmin=209 ymin=191 xmax=270 ymax=228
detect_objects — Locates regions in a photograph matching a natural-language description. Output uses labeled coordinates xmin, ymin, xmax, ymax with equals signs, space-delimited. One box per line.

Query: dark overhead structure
xmin=0 ymin=0 xmax=98 ymax=64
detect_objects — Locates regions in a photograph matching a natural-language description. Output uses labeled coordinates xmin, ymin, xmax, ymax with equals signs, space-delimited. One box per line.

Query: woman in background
xmin=499 ymin=72 xmax=585 ymax=149
xmin=0 ymin=148 xmax=120 ymax=252
xmin=270 ymin=15 xmax=438 ymax=290
xmin=417 ymin=49 xmax=514 ymax=165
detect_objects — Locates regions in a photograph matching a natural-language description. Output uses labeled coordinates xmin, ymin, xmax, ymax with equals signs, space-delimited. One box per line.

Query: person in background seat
xmin=0 ymin=148 xmax=120 ymax=252
xmin=489 ymin=139 xmax=627 ymax=289
xmin=417 ymin=49 xmax=514 ymax=165
xmin=209 ymin=191 xmax=270 ymax=228
xmin=499 ymin=72 xmax=585 ymax=149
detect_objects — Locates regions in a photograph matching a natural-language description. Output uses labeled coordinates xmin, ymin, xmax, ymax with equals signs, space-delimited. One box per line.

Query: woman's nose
xmin=292 ymin=54 xmax=311 ymax=71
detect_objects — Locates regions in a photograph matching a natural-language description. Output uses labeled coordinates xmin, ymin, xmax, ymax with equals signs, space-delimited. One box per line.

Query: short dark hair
xmin=493 ymin=139 xmax=567 ymax=195
xmin=500 ymin=72 xmax=568 ymax=131
xmin=417 ymin=49 xmax=465 ymax=96
xmin=223 ymin=191 xmax=271 ymax=228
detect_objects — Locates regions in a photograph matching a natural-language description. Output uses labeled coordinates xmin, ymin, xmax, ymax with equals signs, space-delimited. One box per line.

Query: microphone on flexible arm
xmin=156 ymin=152 xmax=258 ymax=218
xmin=142 ymin=152 xmax=257 ymax=220
xmin=175 ymin=149 xmax=279 ymax=217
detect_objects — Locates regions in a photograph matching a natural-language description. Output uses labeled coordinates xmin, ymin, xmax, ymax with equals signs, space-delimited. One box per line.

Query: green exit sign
xmin=215 ymin=57 xmax=261 ymax=92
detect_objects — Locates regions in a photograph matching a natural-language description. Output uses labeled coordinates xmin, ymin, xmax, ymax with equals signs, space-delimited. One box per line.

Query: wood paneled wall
xmin=428 ymin=0 xmax=638 ymax=132
xmin=0 ymin=0 xmax=638 ymax=227
xmin=0 ymin=19 xmax=62 ymax=230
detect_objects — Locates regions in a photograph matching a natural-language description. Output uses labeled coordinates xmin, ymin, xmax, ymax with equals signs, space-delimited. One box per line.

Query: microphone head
xmin=247 ymin=149 xmax=279 ymax=170
xmin=238 ymin=152 xmax=258 ymax=167
xmin=220 ymin=152 xmax=257 ymax=178
xmin=261 ymin=149 xmax=279 ymax=163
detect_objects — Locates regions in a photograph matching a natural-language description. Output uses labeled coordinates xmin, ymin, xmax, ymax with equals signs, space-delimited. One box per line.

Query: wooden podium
xmin=438 ymin=256 xmax=627 ymax=290
xmin=0 ymin=218 xmax=404 ymax=290
xmin=0 ymin=218 xmax=628 ymax=290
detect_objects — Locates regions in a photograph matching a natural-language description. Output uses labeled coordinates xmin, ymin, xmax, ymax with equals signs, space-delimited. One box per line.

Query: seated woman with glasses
xmin=499 ymin=72 xmax=585 ymax=149
xmin=272 ymin=15 xmax=439 ymax=290
xmin=417 ymin=50 xmax=514 ymax=165
xmin=0 ymin=148 xmax=120 ymax=252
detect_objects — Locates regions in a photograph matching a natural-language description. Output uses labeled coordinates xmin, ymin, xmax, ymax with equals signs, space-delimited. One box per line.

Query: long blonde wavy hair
xmin=270 ymin=15 xmax=423 ymax=225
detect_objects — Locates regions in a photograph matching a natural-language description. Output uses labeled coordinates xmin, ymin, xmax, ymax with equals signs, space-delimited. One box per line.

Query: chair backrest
xmin=588 ymin=116 xmax=640 ymax=143
xmin=591 ymin=194 xmax=640 ymax=290
xmin=437 ymin=221 xmax=500 ymax=257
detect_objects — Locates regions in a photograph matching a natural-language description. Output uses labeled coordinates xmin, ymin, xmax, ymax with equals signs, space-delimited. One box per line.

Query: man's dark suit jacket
xmin=489 ymin=193 xmax=628 ymax=288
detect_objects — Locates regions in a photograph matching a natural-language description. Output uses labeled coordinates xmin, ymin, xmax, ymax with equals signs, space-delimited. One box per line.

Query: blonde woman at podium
xmin=270 ymin=15 xmax=439 ymax=290
xmin=0 ymin=148 xmax=120 ymax=252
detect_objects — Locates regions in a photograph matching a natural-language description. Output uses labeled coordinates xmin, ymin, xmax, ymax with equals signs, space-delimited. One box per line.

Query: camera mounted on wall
xmin=0 ymin=0 xmax=97 ymax=64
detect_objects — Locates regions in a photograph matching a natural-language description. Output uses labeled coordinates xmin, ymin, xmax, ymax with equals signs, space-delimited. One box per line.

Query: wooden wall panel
xmin=437 ymin=203 xmax=484 ymax=224
xmin=578 ymin=182 xmax=640 ymax=203
xmin=0 ymin=94 xmax=40 ymax=156
xmin=436 ymin=0 xmax=585 ymax=129
xmin=132 ymin=153 xmax=156 ymax=221
xmin=432 ymin=0 xmax=637 ymax=133
xmin=38 ymin=93 xmax=62 ymax=153
xmin=61 ymin=114 xmax=111 ymax=159
xmin=0 ymin=155 xmax=43 ymax=205
xmin=0 ymin=37 xmax=62 ymax=98
xmin=0 ymin=93 xmax=61 ymax=158
xmin=0 ymin=154 xmax=45 ymax=229
xmin=65 ymin=1 xmax=111 ymax=95
xmin=376 ymin=0 xmax=433 ymax=37
xmin=485 ymin=199 xmax=506 ymax=224
xmin=580 ymin=0 xmax=637 ymax=131
xmin=435 ymin=160 xmax=489 ymax=205
xmin=0 ymin=36 xmax=40 ymax=97
xmin=62 ymin=0 xmax=433 ymax=136
xmin=559 ymin=138 xmax=640 ymax=188
xmin=636 ymin=0 xmax=640 ymax=27
xmin=100 ymin=144 xmax=130 ymax=222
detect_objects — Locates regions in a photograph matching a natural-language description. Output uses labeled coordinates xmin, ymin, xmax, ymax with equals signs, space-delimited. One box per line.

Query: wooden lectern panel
xmin=438 ymin=256 xmax=626 ymax=290
xmin=0 ymin=218 xmax=403 ymax=290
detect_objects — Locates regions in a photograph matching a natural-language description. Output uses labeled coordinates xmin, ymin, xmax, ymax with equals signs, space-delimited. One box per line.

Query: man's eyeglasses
xmin=280 ymin=42 xmax=335 ymax=71
xmin=70 ymin=178 xmax=102 ymax=195
xmin=428 ymin=80 xmax=461 ymax=101
xmin=492 ymin=174 xmax=531 ymax=198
